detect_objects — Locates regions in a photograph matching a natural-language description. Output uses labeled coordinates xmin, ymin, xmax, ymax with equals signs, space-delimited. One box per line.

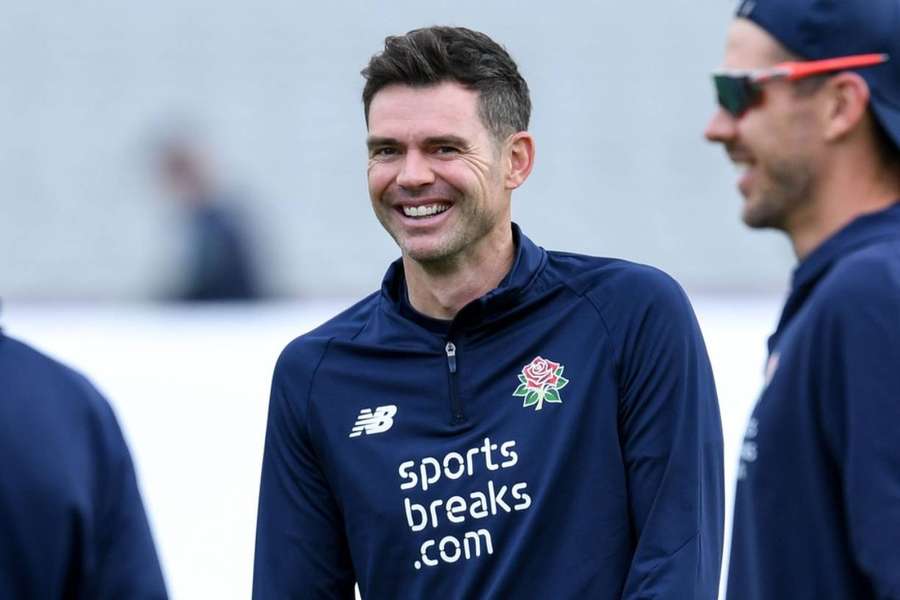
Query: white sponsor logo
xmin=349 ymin=405 xmax=397 ymax=438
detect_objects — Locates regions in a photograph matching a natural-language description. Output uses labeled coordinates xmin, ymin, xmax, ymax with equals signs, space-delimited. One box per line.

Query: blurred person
xmin=157 ymin=133 xmax=261 ymax=301
xmin=254 ymin=26 xmax=724 ymax=599
xmin=705 ymin=1 xmax=900 ymax=598
xmin=0 ymin=328 xmax=167 ymax=598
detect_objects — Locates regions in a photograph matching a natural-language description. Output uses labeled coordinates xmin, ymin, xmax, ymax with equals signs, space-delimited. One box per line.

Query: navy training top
xmin=0 ymin=332 xmax=168 ymax=599
xmin=727 ymin=202 xmax=900 ymax=600
xmin=253 ymin=225 xmax=724 ymax=599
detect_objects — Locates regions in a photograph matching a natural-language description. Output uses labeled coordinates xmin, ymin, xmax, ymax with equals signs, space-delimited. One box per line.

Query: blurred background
xmin=1 ymin=0 xmax=793 ymax=598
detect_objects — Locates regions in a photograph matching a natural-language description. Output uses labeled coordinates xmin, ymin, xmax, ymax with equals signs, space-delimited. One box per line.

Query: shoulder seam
xmin=577 ymin=287 xmax=623 ymax=377
xmin=304 ymin=336 xmax=337 ymax=443
xmin=349 ymin=297 xmax=378 ymax=342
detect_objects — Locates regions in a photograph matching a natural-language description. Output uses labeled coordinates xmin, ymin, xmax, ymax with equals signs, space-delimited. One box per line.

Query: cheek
xmin=367 ymin=164 xmax=394 ymax=200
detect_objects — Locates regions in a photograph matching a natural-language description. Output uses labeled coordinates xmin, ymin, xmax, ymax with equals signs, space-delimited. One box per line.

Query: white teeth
xmin=402 ymin=204 xmax=449 ymax=218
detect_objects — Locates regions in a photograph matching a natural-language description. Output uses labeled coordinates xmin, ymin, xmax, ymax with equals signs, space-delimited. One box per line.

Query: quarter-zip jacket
xmin=254 ymin=225 xmax=724 ymax=599
xmin=727 ymin=202 xmax=900 ymax=600
xmin=0 ymin=332 xmax=167 ymax=600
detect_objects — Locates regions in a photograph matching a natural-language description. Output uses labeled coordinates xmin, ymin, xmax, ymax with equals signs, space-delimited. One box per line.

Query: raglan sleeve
xmin=604 ymin=268 xmax=724 ymax=599
xmin=252 ymin=339 xmax=356 ymax=600
xmin=82 ymin=378 xmax=168 ymax=600
xmin=820 ymin=267 xmax=900 ymax=599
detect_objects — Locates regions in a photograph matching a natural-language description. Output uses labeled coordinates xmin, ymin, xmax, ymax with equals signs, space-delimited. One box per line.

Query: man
xmin=705 ymin=1 xmax=900 ymax=598
xmin=255 ymin=26 xmax=723 ymax=599
xmin=0 ymin=329 xmax=168 ymax=598
xmin=156 ymin=130 xmax=261 ymax=302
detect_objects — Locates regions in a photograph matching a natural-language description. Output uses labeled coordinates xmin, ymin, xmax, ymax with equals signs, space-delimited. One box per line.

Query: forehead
xmin=722 ymin=18 xmax=791 ymax=69
xmin=367 ymin=81 xmax=484 ymax=138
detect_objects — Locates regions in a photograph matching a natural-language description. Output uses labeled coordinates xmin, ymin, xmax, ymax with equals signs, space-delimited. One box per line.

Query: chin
xmin=741 ymin=199 xmax=786 ymax=231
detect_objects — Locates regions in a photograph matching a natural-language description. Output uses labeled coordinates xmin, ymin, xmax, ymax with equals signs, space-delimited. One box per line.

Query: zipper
xmin=445 ymin=341 xmax=464 ymax=423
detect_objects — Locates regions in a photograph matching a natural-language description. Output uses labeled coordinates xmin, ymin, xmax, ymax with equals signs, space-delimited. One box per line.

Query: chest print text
xmin=398 ymin=437 xmax=533 ymax=570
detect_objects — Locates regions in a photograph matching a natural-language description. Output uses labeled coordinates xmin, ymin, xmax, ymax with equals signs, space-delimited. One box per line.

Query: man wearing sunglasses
xmin=705 ymin=0 xmax=900 ymax=599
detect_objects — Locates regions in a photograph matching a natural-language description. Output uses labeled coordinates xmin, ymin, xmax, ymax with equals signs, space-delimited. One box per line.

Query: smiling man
xmin=253 ymin=26 xmax=723 ymax=599
xmin=705 ymin=1 xmax=900 ymax=599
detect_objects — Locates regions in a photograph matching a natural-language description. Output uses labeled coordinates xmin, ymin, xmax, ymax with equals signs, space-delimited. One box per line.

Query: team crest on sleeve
xmin=512 ymin=356 xmax=569 ymax=411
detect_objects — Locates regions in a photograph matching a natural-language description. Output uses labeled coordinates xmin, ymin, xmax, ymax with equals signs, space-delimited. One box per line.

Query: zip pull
xmin=445 ymin=341 xmax=457 ymax=373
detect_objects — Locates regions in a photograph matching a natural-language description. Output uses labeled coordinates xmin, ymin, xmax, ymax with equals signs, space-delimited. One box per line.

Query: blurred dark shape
xmin=158 ymin=134 xmax=261 ymax=302
xmin=0 ymin=328 xmax=168 ymax=599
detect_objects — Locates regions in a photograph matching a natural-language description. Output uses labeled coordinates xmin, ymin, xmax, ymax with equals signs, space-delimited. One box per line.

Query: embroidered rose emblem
xmin=522 ymin=357 xmax=560 ymax=390
xmin=513 ymin=356 xmax=569 ymax=411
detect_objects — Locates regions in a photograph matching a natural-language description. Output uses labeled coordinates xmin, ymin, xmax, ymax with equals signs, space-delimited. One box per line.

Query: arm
xmin=603 ymin=271 xmax=724 ymax=599
xmin=85 ymin=382 xmax=169 ymax=599
xmin=253 ymin=342 xmax=355 ymax=600
xmin=822 ymin=275 xmax=900 ymax=599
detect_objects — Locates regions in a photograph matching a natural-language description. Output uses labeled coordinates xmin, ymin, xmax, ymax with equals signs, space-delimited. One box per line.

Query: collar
xmin=770 ymin=201 xmax=900 ymax=349
xmin=380 ymin=223 xmax=548 ymax=333
xmin=791 ymin=201 xmax=900 ymax=292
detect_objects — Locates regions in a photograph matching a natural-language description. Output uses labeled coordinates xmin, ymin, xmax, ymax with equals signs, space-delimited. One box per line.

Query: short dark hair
xmin=361 ymin=26 xmax=531 ymax=141
xmin=871 ymin=113 xmax=900 ymax=170
xmin=791 ymin=70 xmax=900 ymax=170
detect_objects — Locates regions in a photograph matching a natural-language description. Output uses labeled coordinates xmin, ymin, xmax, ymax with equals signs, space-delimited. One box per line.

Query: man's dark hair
xmin=361 ymin=26 xmax=530 ymax=141
xmin=790 ymin=66 xmax=900 ymax=170
xmin=871 ymin=114 xmax=900 ymax=171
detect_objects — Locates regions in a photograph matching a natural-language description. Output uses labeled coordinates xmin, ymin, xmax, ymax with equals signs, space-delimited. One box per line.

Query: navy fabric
xmin=182 ymin=199 xmax=259 ymax=301
xmin=253 ymin=225 xmax=724 ymax=599
xmin=727 ymin=202 xmax=900 ymax=600
xmin=0 ymin=333 xmax=167 ymax=600
xmin=737 ymin=0 xmax=900 ymax=151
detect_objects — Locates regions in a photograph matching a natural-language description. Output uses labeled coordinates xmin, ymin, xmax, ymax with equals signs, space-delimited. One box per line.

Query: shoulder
xmin=0 ymin=333 xmax=111 ymax=419
xmin=544 ymin=251 xmax=692 ymax=316
xmin=817 ymin=242 xmax=900 ymax=318
xmin=273 ymin=291 xmax=380 ymax=385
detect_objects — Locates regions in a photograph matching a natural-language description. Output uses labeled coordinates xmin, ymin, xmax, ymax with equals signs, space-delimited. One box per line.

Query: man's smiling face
xmin=366 ymin=81 xmax=511 ymax=266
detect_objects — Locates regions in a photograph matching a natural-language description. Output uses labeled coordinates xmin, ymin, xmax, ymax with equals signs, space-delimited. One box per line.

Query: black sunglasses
xmin=713 ymin=53 xmax=889 ymax=117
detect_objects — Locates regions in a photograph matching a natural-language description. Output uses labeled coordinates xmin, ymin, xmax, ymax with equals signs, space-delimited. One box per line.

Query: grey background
xmin=0 ymin=0 xmax=794 ymax=301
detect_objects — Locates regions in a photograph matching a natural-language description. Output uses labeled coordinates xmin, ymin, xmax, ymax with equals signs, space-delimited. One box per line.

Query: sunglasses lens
xmin=713 ymin=75 xmax=759 ymax=116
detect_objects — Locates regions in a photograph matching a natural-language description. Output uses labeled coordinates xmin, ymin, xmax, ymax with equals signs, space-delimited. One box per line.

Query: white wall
xmin=0 ymin=0 xmax=794 ymax=300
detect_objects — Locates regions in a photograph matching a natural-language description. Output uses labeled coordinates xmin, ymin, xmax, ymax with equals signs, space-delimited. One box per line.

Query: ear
xmin=504 ymin=132 xmax=535 ymax=190
xmin=822 ymin=72 xmax=870 ymax=143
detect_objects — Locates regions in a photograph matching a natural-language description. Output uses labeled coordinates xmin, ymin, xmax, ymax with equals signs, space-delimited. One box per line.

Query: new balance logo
xmin=349 ymin=405 xmax=398 ymax=438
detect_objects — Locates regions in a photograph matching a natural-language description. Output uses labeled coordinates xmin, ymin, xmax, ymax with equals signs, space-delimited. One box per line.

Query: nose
xmin=704 ymin=107 xmax=737 ymax=144
xmin=396 ymin=150 xmax=435 ymax=189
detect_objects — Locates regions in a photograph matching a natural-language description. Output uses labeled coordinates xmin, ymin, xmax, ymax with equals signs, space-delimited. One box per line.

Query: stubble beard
xmin=742 ymin=156 xmax=815 ymax=231
xmin=372 ymin=193 xmax=493 ymax=271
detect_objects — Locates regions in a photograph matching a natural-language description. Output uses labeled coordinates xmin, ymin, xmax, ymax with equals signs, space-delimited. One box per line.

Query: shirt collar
xmin=769 ymin=201 xmax=900 ymax=351
xmin=791 ymin=201 xmax=900 ymax=292
xmin=380 ymin=223 xmax=548 ymax=332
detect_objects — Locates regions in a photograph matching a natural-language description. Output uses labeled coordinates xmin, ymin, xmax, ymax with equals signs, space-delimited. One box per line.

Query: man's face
xmin=366 ymin=81 xmax=511 ymax=265
xmin=705 ymin=19 xmax=824 ymax=231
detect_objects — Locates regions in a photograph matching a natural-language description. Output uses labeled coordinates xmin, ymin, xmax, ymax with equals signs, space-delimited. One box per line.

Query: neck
xmin=404 ymin=223 xmax=515 ymax=320
xmin=788 ymin=154 xmax=900 ymax=260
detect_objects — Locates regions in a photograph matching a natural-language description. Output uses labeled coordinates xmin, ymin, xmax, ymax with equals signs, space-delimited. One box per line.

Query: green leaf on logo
xmin=512 ymin=383 xmax=529 ymax=397
xmin=555 ymin=377 xmax=569 ymax=390
xmin=544 ymin=388 xmax=561 ymax=403
xmin=555 ymin=366 xmax=565 ymax=376
xmin=523 ymin=391 xmax=540 ymax=408
xmin=518 ymin=374 xmax=527 ymax=384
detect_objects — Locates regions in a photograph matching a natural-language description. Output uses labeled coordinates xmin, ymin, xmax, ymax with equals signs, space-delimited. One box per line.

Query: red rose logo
xmin=513 ymin=356 xmax=569 ymax=411
xmin=522 ymin=356 xmax=560 ymax=391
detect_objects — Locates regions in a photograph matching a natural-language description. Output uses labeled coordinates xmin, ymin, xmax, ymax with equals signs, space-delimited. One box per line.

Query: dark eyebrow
xmin=365 ymin=134 xmax=470 ymax=150
xmin=423 ymin=135 xmax=468 ymax=147
xmin=366 ymin=136 xmax=399 ymax=151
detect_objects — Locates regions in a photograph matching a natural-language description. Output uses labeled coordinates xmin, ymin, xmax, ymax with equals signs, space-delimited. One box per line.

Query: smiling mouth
xmin=401 ymin=203 xmax=451 ymax=218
